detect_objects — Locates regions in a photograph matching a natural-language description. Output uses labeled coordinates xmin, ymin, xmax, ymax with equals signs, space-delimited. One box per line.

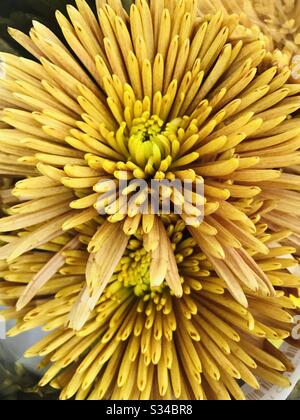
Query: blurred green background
xmin=0 ymin=0 xmax=74 ymax=54
xmin=0 ymin=0 xmax=131 ymax=55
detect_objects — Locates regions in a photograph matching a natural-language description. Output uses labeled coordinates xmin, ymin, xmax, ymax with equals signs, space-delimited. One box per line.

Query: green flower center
xmin=117 ymin=247 xmax=157 ymax=297
xmin=123 ymin=114 xmax=182 ymax=172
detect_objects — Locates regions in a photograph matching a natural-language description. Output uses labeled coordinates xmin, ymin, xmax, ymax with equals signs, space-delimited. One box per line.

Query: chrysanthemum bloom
xmin=1 ymin=215 xmax=300 ymax=400
xmin=197 ymin=0 xmax=300 ymax=78
xmin=196 ymin=1 xmax=300 ymax=263
xmin=197 ymin=0 xmax=300 ymax=52
xmin=252 ymin=0 xmax=300 ymax=56
xmin=0 ymin=0 xmax=300 ymax=400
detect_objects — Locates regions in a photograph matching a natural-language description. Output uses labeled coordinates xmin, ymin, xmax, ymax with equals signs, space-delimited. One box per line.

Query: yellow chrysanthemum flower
xmin=198 ymin=0 xmax=300 ymax=51
xmin=1 ymin=215 xmax=299 ymax=400
xmin=196 ymin=0 xmax=300 ymax=261
xmin=197 ymin=0 xmax=300 ymax=78
xmin=0 ymin=0 xmax=300 ymax=400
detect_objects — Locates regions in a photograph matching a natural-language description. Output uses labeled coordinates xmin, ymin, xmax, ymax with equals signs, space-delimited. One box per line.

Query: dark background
xmin=0 ymin=0 xmax=91 ymax=55
xmin=0 ymin=0 xmax=131 ymax=55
